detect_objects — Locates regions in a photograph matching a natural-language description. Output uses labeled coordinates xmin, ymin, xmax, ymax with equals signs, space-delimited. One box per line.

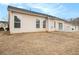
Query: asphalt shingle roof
xmin=8 ymin=6 xmax=69 ymax=23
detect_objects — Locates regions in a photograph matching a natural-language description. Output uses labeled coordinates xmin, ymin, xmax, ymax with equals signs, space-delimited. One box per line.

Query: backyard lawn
xmin=0 ymin=31 xmax=79 ymax=55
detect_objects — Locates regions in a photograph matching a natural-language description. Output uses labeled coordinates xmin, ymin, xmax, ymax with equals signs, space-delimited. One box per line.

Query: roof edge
xmin=8 ymin=5 xmax=69 ymax=23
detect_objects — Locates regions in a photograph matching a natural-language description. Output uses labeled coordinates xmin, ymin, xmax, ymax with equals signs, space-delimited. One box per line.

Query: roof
xmin=8 ymin=6 xmax=69 ymax=23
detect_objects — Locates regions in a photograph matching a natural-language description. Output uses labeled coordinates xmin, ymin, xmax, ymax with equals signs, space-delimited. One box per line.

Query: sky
xmin=0 ymin=3 xmax=79 ymax=21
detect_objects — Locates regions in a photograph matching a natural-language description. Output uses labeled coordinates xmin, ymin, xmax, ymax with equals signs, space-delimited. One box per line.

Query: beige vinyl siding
xmin=48 ymin=19 xmax=64 ymax=31
xmin=9 ymin=7 xmax=79 ymax=34
xmin=9 ymin=11 xmax=47 ymax=34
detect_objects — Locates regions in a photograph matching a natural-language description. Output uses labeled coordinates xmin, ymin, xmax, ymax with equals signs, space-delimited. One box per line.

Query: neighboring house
xmin=8 ymin=6 xmax=79 ymax=34
xmin=0 ymin=21 xmax=8 ymax=31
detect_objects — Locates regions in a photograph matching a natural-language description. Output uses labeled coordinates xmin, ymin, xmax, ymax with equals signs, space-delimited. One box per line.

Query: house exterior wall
xmin=48 ymin=19 xmax=65 ymax=31
xmin=48 ymin=19 xmax=79 ymax=32
xmin=63 ymin=22 xmax=79 ymax=32
xmin=64 ymin=22 xmax=74 ymax=32
xmin=8 ymin=7 xmax=79 ymax=34
xmin=9 ymin=11 xmax=47 ymax=34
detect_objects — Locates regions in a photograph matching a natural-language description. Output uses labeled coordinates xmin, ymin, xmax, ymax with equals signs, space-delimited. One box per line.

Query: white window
xmin=59 ymin=23 xmax=63 ymax=30
xmin=43 ymin=20 xmax=46 ymax=28
xmin=54 ymin=21 xmax=56 ymax=28
xmin=36 ymin=19 xmax=40 ymax=28
xmin=14 ymin=16 xmax=21 ymax=28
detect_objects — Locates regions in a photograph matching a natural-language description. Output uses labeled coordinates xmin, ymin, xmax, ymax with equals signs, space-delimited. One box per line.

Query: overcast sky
xmin=0 ymin=3 xmax=79 ymax=21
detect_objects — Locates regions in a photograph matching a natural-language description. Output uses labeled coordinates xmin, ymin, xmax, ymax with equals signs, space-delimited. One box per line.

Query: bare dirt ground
xmin=0 ymin=31 xmax=79 ymax=55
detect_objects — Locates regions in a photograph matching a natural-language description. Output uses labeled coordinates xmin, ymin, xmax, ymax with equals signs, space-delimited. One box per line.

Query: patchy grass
xmin=0 ymin=31 xmax=79 ymax=55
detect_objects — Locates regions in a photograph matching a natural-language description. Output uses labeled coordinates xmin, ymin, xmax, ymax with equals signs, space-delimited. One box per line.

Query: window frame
xmin=43 ymin=20 xmax=46 ymax=28
xmin=36 ymin=19 xmax=40 ymax=28
xmin=14 ymin=16 xmax=21 ymax=28
xmin=59 ymin=23 xmax=63 ymax=30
